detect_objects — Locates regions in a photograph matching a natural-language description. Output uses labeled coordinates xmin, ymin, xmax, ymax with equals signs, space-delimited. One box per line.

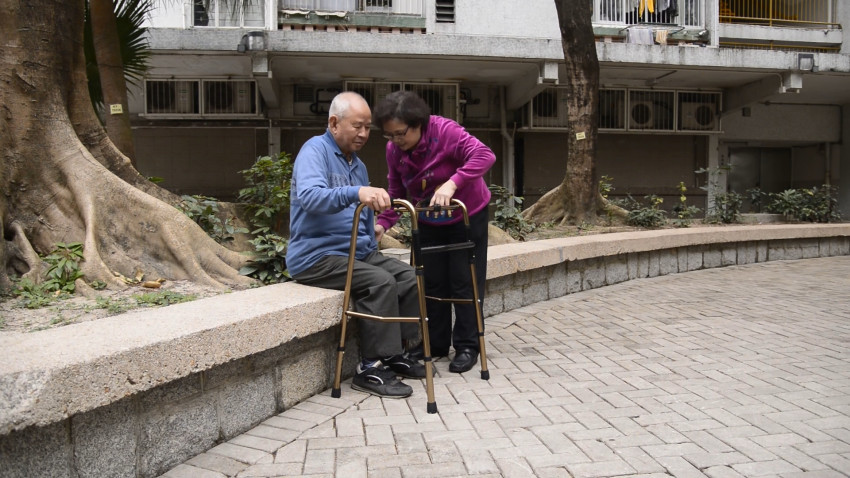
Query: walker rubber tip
xmin=427 ymin=402 xmax=438 ymax=414
xmin=331 ymin=388 xmax=341 ymax=398
xmin=481 ymin=370 xmax=490 ymax=380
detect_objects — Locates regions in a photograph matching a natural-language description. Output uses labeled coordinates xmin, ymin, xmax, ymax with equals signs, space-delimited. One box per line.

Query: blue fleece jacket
xmin=286 ymin=130 xmax=377 ymax=277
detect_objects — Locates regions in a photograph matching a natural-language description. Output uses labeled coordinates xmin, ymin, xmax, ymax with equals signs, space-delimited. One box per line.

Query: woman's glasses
xmin=382 ymin=126 xmax=409 ymax=141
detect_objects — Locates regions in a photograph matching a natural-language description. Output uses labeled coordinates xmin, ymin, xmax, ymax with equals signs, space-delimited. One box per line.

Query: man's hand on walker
xmin=359 ymin=186 xmax=392 ymax=212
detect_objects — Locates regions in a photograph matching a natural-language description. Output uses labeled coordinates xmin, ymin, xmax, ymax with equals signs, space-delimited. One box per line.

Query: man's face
xmin=330 ymin=98 xmax=372 ymax=155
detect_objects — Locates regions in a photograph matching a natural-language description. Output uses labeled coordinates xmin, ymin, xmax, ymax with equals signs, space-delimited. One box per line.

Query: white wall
xmin=144 ymin=1 xmax=187 ymax=28
xmin=427 ymin=0 xmax=561 ymax=39
xmin=721 ymin=103 xmax=841 ymax=143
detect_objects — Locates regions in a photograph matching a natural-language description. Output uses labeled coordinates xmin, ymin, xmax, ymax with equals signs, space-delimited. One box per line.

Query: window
xmin=194 ymin=0 xmax=264 ymax=28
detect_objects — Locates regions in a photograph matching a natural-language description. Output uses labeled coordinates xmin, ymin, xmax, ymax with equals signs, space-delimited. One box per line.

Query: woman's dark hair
xmin=373 ymin=90 xmax=431 ymax=129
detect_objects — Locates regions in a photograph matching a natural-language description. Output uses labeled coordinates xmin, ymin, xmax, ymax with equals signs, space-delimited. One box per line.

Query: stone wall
xmin=1 ymin=224 xmax=848 ymax=478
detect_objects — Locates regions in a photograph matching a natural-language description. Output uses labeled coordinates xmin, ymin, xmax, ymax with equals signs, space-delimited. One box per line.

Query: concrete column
xmin=707 ymin=135 xmax=723 ymax=212
xmin=839 ymin=105 xmax=850 ymax=217
xmin=268 ymin=126 xmax=281 ymax=157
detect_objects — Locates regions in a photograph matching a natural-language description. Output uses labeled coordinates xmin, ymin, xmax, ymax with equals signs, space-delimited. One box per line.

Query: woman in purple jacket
xmin=374 ymin=90 xmax=496 ymax=374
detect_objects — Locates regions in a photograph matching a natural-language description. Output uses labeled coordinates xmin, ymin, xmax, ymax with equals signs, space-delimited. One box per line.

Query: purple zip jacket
xmin=376 ymin=115 xmax=495 ymax=230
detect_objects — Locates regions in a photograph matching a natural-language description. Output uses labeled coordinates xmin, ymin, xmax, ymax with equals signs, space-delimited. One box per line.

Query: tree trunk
xmin=523 ymin=0 xmax=601 ymax=225
xmin=1 ymin=0 xmax=253 ymax=290
xmin=90 ymin=0 xmax=137 ymax=166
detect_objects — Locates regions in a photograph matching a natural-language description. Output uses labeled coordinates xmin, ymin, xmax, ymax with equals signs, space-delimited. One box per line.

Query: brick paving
xmin=161 ymin=256 xmax=850 ymax=478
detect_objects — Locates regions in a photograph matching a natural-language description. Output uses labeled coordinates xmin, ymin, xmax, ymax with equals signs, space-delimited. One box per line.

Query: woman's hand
xmin=375 ymin=224 xmax=386 ymax=243
xmin=430 ymin=180 xmax=457 ymax=208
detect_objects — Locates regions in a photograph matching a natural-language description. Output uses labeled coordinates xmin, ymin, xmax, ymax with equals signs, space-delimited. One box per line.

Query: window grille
xmin=529 ymin=88 xmax=570 ymax=128
xmin=144 ymin=79 xmax=259 ymax=116
xmin=145 ymin=80 xmax=200 ymax=115
xmin=678 ymin=91 xmax=721 ymax=132
xmin=193 ymin=0 xmax=264 ymax=28
xmin=599 ymin=89 xmax=626 ymax=130
xmin=202 ymin=80 xmax=258 ymax=115
xmin=628 ymin=90 xmax=675 ymax=131
xmin=343 ymin=81 xmax=460 ymax=122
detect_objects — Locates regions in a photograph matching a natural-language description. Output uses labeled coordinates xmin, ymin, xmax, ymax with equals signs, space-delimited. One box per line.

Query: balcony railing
xmin=719 ymin=0 xmax=838 ymax=27
xmin=279 ymin=0 xmax=424 ymax=16
xmin=593 ymin=0 xmax=705 ymax=28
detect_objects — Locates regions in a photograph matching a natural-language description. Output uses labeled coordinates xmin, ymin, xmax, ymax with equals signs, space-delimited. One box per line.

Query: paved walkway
xmin=161 ymin=256 xmax=850 ymax=478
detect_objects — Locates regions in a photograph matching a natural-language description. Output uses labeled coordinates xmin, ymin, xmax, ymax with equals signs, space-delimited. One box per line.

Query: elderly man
xmin=286 ymin=92 xmax=425 ymax=399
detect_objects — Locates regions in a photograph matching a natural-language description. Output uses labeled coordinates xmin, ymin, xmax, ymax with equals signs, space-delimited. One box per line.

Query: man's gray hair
xmin=328 ymin=91 xmax=365 ymax=120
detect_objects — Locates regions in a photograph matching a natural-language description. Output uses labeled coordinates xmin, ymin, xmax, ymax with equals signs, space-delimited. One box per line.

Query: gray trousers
xmin=292 ymin=251 xmax=420 ymax=359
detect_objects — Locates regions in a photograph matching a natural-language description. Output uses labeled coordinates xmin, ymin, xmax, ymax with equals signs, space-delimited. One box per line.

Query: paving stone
xmin=158 ymin=464 xmax=226 ymax=478
xmin=206 ymin=443 xmax=272 ymax=465
xmin=185 ymin=453 xmax=248 ymax=475
xmin=160 ymin=257 xmax=850 ymax=478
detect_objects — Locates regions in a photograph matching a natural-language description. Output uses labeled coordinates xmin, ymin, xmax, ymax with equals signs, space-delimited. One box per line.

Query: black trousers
xmin=293 ymin=251 xmax=420 ymax=359
xmin=418 ymin=208 xmax=488 ymax=354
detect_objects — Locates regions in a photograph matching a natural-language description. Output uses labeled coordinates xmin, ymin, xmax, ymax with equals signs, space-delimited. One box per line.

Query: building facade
xmin=133 ymin=0 xmax=850 ymax=214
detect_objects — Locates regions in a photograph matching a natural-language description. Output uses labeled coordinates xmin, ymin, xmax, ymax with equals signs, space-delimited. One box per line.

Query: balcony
xmin=718 ymin=0 xmax=841 ymax=52
xmin=278 ymin=0 xmax=426 ymax=32
xmin=592 ymin=0 xmax=705 ymax=28
xmin=719 ymin=0 xmax=838 ymax=27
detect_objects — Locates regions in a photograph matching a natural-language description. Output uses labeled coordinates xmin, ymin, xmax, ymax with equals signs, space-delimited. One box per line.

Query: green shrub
xmin=672 ymin=182 xmax=701 ymax=227
xmin=695 ymin=166 xmax=742 ymax=224
xmin=238 ymin=152 xmax=294 ymax=233
xmin=753 ymin=185 xmax=841 ymax=223
xmin=489 ymin=184 xmax=535 ymax=240
xmin=236 ymin=153 xmax=294 ymax=283
xmin=623 ymin=194 xmax=667 ymax=228
xmin=706 ymin=191 xmax=743 ymax=224
xmin=239 ymin=233 xmax=290 ymax=284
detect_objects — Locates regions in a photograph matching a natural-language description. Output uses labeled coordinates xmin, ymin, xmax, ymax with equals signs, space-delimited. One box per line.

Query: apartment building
xmin=133 ymin=0 xmax=850 ymax=213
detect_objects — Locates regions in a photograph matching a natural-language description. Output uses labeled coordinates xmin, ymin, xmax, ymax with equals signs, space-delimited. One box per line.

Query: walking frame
xmin=331 ymin=198 xmax=489 ymax=414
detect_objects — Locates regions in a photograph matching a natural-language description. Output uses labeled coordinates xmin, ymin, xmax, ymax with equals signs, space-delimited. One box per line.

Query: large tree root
xmin=523 ymin=185 xmax=628 ymax=227
xmin=1 ymin=134 xmax=255 ymax=291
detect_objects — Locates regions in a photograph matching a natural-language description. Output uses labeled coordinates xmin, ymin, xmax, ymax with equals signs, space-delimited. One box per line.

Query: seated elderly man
xmin=286 ymin=91 xmax=425 ymax=399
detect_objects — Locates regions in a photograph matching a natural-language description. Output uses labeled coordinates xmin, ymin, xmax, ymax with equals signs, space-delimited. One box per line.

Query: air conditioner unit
xmin=146 ymin=80 xmax=198 ymax=114
xmin=293 ymin=86 xmax=340 ymax=116
xmin=342 ymin=81 xmax=402 ymax=108
xmin=406 ymin=84 xmax=459 ymax=121
xmin=530 ymin=89 xmax=568 ymax=128
xmin=226 ymin=81 xmax=256 ymax=114
xmin=629 ymin=100 xmax=655 ymax=129
xmin=204 ymin=81 xmax=256 ymax=115
xmin=374 ymin=82 xmax=399 ymax=103
xmin=598 ymin=90 xmax=625 ymax=129
xmin=680 ymin=102 xmax=717 ymax=131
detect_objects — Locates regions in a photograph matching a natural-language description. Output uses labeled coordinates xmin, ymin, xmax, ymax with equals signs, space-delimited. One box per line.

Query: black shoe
xmin=408 ymin=343 xmax=448 ymax=361
xmin=449 ymin=348 xmax=478 ymax=373
xmin=383 ymin=353 xmax=426 ymax=379
xmin=351 ymin=364 xmax=413 ymax=398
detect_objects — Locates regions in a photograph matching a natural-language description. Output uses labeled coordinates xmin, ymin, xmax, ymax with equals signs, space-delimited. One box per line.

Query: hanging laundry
xmin=655 ymin=29 xmax=668 ymax=44
xmin=627 ymin=26 xmax=654 ymax=45
xmin=639 ymin=0 xmax=655 ymax=18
